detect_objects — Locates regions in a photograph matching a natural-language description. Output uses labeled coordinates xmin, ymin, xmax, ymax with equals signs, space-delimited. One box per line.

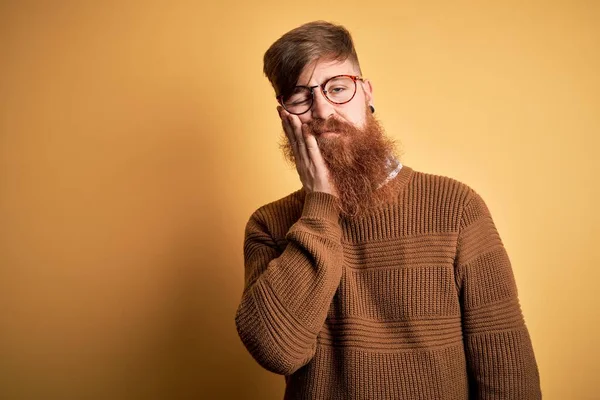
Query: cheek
xmin=339 ymin=103 xmax=367 ymax=127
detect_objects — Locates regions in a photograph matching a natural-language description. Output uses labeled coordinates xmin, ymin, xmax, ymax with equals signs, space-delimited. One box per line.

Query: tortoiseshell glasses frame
xmin=276 ymin=75 xmax=365 ymax=115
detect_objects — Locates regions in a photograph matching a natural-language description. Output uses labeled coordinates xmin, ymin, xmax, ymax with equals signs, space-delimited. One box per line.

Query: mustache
xmin=305 ymin=117 xmax=356 ymax=136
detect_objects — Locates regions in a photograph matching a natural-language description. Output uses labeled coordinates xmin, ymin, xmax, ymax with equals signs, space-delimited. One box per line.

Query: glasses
xmin=277 ymin=75 xmax=364 ymax=115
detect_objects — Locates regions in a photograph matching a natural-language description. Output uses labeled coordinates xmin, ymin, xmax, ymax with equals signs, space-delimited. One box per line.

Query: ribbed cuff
xmin=301 ymin=191 xmax=340 ymax=221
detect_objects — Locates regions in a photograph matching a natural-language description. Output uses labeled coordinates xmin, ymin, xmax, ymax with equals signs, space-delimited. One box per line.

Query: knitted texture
xmin=235 ymin=165 xmax=541 ymax=399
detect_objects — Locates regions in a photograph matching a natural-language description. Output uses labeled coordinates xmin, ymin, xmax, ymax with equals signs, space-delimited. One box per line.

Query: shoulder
xmin=402 ymin=166 xmax=491 ymax=227
xmin=410 ymin=167 xmax=498 ymax=225
xmin=407 ymin=167 xmax=478 ymax=202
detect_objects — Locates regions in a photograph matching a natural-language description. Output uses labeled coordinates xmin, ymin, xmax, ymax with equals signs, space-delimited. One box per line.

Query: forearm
xmin=235 ymin=192 xmax=343 ymax=375
xmin=461 ymin=280 xmax=541 ymax=398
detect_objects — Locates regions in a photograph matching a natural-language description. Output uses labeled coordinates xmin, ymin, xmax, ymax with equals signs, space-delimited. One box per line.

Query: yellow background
xmin=1 ymin=1 xmax=598 ymax=399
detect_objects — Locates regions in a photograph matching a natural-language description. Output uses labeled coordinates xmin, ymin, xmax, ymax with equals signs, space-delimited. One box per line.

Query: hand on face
xmin=277 ymin=106 xmax=337 ymax=197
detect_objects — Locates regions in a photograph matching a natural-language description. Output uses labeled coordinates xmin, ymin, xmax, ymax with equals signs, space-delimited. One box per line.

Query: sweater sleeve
xmin=235 ymin=192 xmax=344 ymax=375
xmin=455 ymin=190 xmax=541 ymax=399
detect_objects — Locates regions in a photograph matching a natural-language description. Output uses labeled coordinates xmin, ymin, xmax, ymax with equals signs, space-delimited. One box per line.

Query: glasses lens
xmin=282 ymin=87 xmax=312 ymax=115
xmin=324 ymin=76 xmax=356 ymax=104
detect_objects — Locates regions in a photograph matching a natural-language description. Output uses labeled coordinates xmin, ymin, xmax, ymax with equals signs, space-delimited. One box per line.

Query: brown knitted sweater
xmin=235 ymin=165 xmax=541 ymax=399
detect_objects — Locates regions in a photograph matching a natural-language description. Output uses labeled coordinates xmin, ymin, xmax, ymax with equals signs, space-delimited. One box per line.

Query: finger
xmin=302 ymin=124 xmax=325 ymax=164
xmin=278 ymin=108 xmax=295 ymax=142
xmin=278 ymin=108 xmax=299 ymax=154
xmin=288 ymin=113 xmax=309 ymax=162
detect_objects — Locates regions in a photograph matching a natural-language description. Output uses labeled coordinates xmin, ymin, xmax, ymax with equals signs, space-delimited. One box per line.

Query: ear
xmin=362 ymin=78 xmax=374 ymax=105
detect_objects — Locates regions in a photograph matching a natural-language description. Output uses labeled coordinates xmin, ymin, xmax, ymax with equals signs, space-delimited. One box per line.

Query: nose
xmin=310 ymin=86 xmax=335 ymax=120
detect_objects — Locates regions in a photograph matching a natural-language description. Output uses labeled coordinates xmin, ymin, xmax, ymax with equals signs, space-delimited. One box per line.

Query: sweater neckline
xmin=391 ymin=163 xmax=413 ymax=192
xmin=296 ymin=164 xmax=414 ymax=200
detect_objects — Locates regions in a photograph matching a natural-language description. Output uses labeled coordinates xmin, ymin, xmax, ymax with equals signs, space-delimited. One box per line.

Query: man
xmin=235 ymin=21 xmax=541 ymax=399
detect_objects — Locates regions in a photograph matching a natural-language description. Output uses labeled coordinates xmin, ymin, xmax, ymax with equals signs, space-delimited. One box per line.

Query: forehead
xmin=296 ymin=58 xmax=358 ymax=86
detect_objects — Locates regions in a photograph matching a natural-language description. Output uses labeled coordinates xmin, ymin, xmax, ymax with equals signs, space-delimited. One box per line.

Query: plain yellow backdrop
xmin=1 ymin=1 xmax=598 ymax=399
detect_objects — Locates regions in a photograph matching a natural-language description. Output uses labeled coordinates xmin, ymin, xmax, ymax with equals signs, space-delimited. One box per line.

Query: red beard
xmin=280 ymin=110 xmax=400 ymax=217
